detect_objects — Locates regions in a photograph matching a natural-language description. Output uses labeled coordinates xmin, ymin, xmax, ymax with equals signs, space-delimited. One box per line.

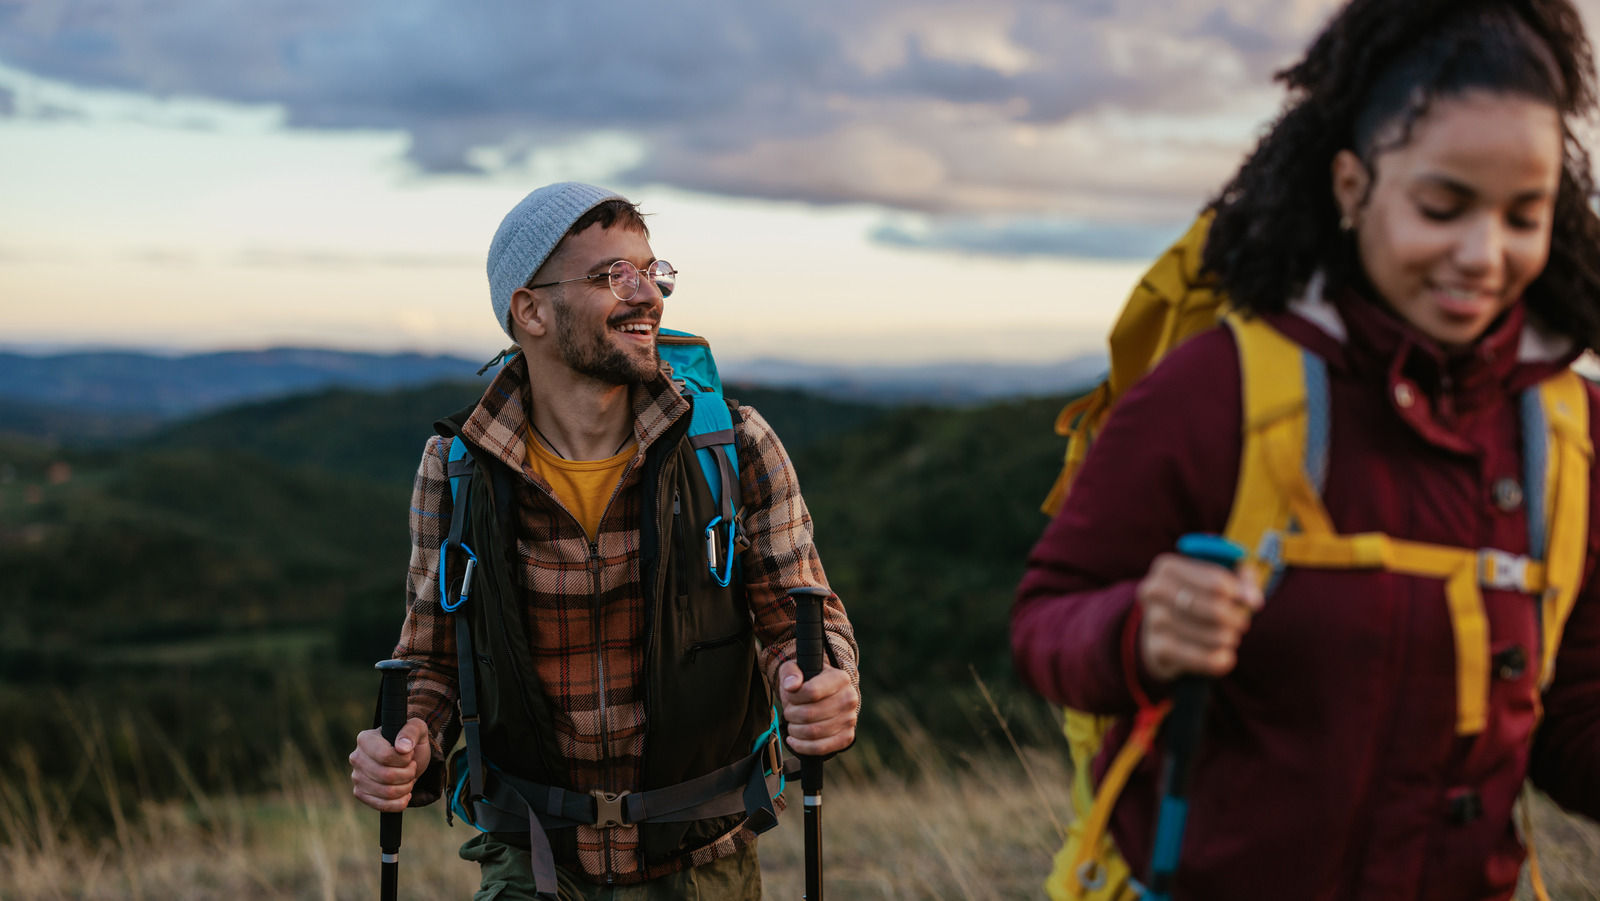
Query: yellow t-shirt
xmin=526 ymin=433 xmax=637 ymax=543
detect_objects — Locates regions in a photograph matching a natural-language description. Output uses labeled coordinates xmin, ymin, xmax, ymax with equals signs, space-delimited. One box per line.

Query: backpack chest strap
xmin=1273 ymin=531 xmax=1546 ymax=735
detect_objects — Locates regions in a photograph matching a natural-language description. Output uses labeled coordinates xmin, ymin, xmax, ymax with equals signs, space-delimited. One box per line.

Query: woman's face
xmin=1332 ymin=91 xmax=1563 ymax=352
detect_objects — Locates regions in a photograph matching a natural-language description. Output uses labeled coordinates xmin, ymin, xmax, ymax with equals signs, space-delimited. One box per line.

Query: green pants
xmin=459 ymin=833 xmax=762 ymax=901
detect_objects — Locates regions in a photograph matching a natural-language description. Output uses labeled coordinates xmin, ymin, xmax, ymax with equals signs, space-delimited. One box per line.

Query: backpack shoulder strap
xmin=1221 ymin=314 xmax=1329 ymax=585
xmin=445 ymin=436 xmax=475 ymax=504
xmin=659 ymin=329 xmax=745 ymax=586
xmin=1527 ymin=370 xmax=1592 ymax=689
xmin=431 ymin=414 xmax=488 ymax=804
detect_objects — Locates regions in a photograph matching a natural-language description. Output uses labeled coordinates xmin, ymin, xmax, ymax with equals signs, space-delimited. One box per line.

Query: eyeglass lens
xmin=607 ymin=260 xmax=676 ymax=301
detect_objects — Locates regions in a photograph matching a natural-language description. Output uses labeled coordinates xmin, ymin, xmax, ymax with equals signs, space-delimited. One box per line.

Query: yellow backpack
xmin=1042 ymin=214 xmax=1592 ymax=901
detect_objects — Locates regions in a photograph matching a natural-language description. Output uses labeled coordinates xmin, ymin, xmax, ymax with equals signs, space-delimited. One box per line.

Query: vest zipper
xmin=636 ymin=449 xmax=679 ymax=866
xmin=586 ymin=538 xmax=614 ymax=883
xmin=686 ymin=632 xmax=742 ymax=661
xmin=588 ymin=455 xmax=637 ymax=884
xmin=673 ymin=490 xmax=688 ymax=600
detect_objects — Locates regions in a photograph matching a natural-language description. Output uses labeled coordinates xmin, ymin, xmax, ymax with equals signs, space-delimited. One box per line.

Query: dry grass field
xmin=1 ymin=710 xmax=1596 ymax=900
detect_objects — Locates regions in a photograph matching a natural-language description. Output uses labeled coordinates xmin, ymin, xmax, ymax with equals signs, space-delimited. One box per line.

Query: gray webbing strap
xmin=468 ymin=748 xmax=800 ymax=832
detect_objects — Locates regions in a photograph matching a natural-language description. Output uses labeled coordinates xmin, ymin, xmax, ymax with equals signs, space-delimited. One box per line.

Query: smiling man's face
xmin=537 ymin=222 xmax=665 ymax=386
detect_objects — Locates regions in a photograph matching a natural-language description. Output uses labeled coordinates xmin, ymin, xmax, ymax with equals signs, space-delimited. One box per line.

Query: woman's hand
xmin=1138 ymin=553 xmax=1264 ymax=683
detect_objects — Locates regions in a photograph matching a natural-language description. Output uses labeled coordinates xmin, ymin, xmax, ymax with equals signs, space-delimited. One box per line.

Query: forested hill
xmin=139 ymin=382 xmax=890 ymax=486
xmin=0 ymin=378 xmax=1079 ymax=803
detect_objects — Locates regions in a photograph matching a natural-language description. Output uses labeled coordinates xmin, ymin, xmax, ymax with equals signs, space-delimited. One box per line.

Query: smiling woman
xmin=1013 ymin=1 xmax=1600 ymax=900
xmin=1331 ymin=92 xmax=1562 ymax=351
xmin=1202 ymin=0 xmax=1600 ymax=348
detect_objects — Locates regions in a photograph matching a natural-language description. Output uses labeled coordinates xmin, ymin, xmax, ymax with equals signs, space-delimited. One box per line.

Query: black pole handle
xmin=376 ymin=659 xmax=415 ymax=901
xmin=788 ymin=586 xmax=830 ymax=901
xmin=792 ymin=586 xmax=828 ymax=683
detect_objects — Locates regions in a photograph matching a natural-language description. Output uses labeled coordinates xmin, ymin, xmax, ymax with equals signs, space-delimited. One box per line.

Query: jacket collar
xmin=1271 ymin=278 xmax=1577 ymax=409
xmin=460 ymin=350 xmax=690 ymax=477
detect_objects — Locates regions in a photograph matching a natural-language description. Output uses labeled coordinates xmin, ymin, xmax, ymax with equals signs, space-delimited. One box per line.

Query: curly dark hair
xmin=1202 ymin=0 xmax=1600 ymax=349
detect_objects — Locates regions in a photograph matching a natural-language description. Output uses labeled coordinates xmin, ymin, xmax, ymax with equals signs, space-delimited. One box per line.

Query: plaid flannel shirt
xmin=395 ymin=352 xmax=860 ymax=883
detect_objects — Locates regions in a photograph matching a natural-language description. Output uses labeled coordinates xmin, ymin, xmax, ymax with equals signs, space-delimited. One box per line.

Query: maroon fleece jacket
xmin=1013 ymin=293 xmax=1600 ymax=900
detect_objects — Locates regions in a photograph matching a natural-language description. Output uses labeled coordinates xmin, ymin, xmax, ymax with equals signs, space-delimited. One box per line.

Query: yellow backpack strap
xmin=1105 ymin=212 xmax=1223 ymax=400
xmin=1528 ymin=370 xmax=1592 ymax=689
xmin=1042 ymin=386 xmax=1112 ymax=516
xmin=1043 ymin=212 xmax=1223 ymax=516
xmin=1056 ymin=704 xmax=1171 ymax=900
xmin=1220 ymin=315 xmax=1331 ymax=579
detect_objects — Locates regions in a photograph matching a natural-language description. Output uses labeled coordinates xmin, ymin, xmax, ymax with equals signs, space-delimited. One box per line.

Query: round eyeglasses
xmin=527 ymin=259 xmax=677 ymax=302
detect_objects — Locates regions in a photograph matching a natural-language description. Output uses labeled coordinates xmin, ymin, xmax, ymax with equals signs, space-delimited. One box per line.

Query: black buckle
xmin=590 ymin=789 xmax=633 ymax=828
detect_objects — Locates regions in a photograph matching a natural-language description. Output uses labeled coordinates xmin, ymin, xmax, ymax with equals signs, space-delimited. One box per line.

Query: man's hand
xmin=349 ymin=718 xmax=433 ymax=813
xmin=1138 ymin=553 xmax=1264 ymax=683
xmin=778 ymin=659 xmax=859 ymax=756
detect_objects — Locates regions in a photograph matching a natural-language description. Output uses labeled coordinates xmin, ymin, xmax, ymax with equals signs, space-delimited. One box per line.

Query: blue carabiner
xmin=441 ymin=543 xmax=478 ymax=612
xmin=704 ymin=515 xmax=737 ymax=588
xmin=751 ymin=705 xmax=785 ymax=799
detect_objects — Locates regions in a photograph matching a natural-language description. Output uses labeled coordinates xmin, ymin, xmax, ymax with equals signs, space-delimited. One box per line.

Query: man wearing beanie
xmin=349 ymin=182 xmax=860 ymax=899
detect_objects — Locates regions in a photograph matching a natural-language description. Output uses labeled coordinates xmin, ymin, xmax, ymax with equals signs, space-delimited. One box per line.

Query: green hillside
xmin=143 ymin=380 xmax=885 ymax=485
xmin=789 ymin=395 xmax=1070 ymax=737
xmin=0 ymin=380 xmax=1075 ymax=821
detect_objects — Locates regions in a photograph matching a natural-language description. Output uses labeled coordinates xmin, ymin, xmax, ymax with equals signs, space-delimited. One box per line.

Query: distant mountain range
xmin=0 ymin=346 xmax=1105 ymax=442
xmin=719 ymin=356 xmax=1107 ymax=405
xmin=0 ymin=348 xmax=486 ymax=418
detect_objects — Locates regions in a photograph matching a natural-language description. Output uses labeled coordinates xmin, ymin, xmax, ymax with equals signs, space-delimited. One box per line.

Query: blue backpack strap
xmin=1521 ymin=388 xmax=1552 ymax=654
xmin=440 ymin=437 xmax=478 ymax=612
xmin=1301 ymin=351 xmax=1331 ymax=496
xmin=658 ymin=329 xmax=745 ymax=587
xmin=1522 ymin=389 xmax=1550 ymax=561
xmin=688 ymin=396 xmax=741 ymax=587
xmin=439 ymin=435 xmax=487 ymax=803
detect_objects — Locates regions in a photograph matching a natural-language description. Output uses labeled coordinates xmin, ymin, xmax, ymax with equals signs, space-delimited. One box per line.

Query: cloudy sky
xmin=3 ymin=0 xmax=1596 ymax=363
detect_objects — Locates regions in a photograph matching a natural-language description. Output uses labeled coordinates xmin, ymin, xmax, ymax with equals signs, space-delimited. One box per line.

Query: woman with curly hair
xmin=1013 ymin=0 xmax=1600 ymax=898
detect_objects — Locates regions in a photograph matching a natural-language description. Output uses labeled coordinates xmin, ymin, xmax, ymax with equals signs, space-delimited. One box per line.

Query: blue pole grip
xmin=1174 ymin=533 xmax=1247 ymax=570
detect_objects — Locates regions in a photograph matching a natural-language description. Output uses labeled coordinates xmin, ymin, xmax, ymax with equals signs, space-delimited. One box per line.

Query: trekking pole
xmin=1147 ymin=534 xmax=1247 ymax=901
xmin=789 ymin=586 xmax=832 ymax=901
xmin=375 ymin=659 xmax=416 ymax=901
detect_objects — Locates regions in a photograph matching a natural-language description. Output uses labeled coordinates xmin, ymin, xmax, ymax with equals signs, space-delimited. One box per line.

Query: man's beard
xmin=551 ymin=299 xmax=660 ymax=386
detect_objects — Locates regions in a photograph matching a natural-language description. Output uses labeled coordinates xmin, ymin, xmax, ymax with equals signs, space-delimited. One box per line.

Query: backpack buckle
xmin=1479 ymin=549 xmax=1534 ymax=592
xmin=763 ymin=731 xmax=783 ymax=779
xmin=590 ymin=790 xmax=633 ymax=829
xmin=1076 ymin=860 xmax=1108 ymax=891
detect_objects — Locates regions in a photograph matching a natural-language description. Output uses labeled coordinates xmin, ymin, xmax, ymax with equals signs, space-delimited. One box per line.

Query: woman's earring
xmin=1339 ymin=214 xmax=1354 ymax=232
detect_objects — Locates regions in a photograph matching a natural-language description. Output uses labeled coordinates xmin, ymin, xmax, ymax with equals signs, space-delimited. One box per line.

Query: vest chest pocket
xmin=666 ymin=462 xmax=751 ymax=652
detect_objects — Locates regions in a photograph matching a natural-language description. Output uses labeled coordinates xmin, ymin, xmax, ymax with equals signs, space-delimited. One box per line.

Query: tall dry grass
xmin=0 ymin=700 xmax=1595 ymax=900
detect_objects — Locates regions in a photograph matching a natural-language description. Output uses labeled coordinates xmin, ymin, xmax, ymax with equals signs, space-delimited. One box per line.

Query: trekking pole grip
xmin=376 ymin=659 xmax=416 ymax=901
xmin=788 ymin=586 xmax=831 ymax=901
xmin=1148 ymin=534 xmax=1246 ymax=899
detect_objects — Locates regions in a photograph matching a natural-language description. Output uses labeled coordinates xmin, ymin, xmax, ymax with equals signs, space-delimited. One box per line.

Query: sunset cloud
xmin=3 ymin=0 xmax=1597 ymax=255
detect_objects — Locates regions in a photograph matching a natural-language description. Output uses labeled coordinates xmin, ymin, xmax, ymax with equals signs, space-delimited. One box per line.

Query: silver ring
xmin=1176 ymin=588 xmax=1196 ymax=613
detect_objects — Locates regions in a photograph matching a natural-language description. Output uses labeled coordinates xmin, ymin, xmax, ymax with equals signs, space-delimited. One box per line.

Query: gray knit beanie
xmin=487 ymin=182 xmax=626 ymax=339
